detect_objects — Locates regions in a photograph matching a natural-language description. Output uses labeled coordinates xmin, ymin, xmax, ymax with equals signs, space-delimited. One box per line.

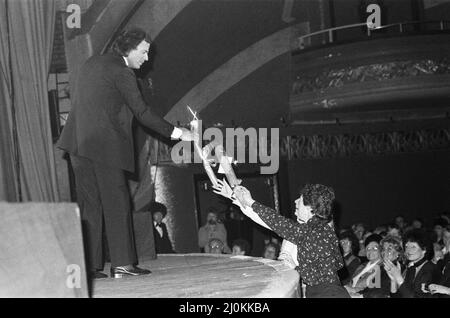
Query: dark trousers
xmin=70 ymin=155 xmax=137 ymax=269
xmin=305 ymin=283 xmax=350 ymax=298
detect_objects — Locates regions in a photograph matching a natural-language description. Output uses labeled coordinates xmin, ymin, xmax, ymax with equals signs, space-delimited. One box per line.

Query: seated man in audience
xmin=208 ymin=238 xmax=225 ymax=255
xmin=198 ymin=207 xmax=231 ymax=253
xmin=231 ymin=238 xmax=250 ymax=256
xmin=263 ymin=242 xmax=280 ymax=260
xmin=384 ymin=229 xmax=437 ymax=298
xmin=151 ymin=202 xmax=175 ymax=254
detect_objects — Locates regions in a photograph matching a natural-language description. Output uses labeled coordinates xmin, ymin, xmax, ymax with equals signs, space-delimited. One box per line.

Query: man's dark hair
xmin=112 ymin=27 xmax=151 ymax=57
xmin=300 ymin=184 xmax=335 ymax=220
xmin=232 ymin=239 xmax=251 ymax=255
xmin=339 ymin=230 xmax=360 ymax=255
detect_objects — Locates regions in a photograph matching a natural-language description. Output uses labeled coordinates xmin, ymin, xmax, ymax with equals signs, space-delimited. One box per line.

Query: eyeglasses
xmin=366 ymin=246 xmax=380 ymax=251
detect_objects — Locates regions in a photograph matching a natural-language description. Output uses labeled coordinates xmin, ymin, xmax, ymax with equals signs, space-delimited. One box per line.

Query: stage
xmin=92 ymin=254 xmax=299 ymax=298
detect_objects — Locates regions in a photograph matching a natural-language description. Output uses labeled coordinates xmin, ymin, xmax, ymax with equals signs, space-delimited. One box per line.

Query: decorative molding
xmin=292 ymin=58 xmax=450 ymax=95
xmin=281 ymin=127 xmax=450 ymax=160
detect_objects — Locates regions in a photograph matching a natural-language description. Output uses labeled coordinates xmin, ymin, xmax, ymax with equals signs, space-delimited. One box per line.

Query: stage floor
xmin=92 ymin=254 xmax=299 ymax=298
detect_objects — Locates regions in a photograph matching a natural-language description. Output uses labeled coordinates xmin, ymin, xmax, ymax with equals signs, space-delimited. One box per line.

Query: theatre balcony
xmin=289 ymin=21 xmax=450 ymax=128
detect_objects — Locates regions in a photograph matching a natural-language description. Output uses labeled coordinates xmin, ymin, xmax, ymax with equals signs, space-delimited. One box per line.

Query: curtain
xmin=0 ymin=0 xmax=59 ymax=201
xmin=0 ymin=0 xmax=18 ymax=201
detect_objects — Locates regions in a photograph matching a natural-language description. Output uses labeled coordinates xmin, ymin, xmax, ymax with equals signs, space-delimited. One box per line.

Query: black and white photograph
xmin=0 ymin=0 xmax=449 ymax=303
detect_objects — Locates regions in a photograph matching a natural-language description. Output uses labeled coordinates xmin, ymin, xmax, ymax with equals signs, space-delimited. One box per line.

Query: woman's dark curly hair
xmin=403 ymin=229 xmax=433 ymax=259
xmin=112 ymin=27 xmax=152 ymax=57
xmin=300 ymin=184 xmax=335 ymax=221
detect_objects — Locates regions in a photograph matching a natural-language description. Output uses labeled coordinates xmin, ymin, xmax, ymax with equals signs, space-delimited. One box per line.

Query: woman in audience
xmin=412 ymin=218 xmax=424 ymax=230
xmin=384 ymin=229 xmax=437 ymax=298
xmin=345 ymin=234 xmax=391 ymax=298
xmin=231 ymin=238 xmax=251 ymax=256
xmin=352 ymin=223 xmax=368 ymax=260
xmin=208 ymin=238 xmax=226 ymax=255
xmin=428 ymin=228 xmax=450 ymax=298
xmin=263 ymin=242 xmax=280 ymax=260
xmin=380 ymin=235 xmax=405 ymax=295
xmin=232 ymin=183 xmax=349 ymax=298
xmin=338 ymin=230 xmax=361 ymax=285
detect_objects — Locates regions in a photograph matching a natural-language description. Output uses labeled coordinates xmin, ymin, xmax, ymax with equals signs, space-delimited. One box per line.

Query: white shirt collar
xmin=122 ymin=56 xmax=128 ymax=66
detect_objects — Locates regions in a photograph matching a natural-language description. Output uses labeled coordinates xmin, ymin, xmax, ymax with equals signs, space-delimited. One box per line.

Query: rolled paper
xmin=202 ymin=141 xmax=220 ymax=188
xmin=214 ymin=144 xmax=241 ymax=188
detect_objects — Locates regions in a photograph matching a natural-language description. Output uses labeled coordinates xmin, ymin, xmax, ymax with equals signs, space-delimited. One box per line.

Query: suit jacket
xmin=57 ymin=53 xmax=175 ymax=172
xmin=153 ymin=222 xmax=174 ymax=254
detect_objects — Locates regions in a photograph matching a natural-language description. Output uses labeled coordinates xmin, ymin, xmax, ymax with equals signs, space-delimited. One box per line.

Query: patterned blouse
xmin=252 ymin=202 xmax=344 ymax=286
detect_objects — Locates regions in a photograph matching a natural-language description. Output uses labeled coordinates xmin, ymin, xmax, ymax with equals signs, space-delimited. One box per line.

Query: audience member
xmin=429 ymin=228 xmax=450 ymax=297
xmin=345 ymin=234 xmax=391 ymax=298
xmin=231 ymin=239 xmax=250 ymax=256
xmin=412 ymin=218 xmax=424 ymax=230
xmin=433 ymin=218 xmax=448 ymax=245
xmin=352 ymin=223 xmax=367 ymax=259
xmin=208 ymin=238 xmax=225 ymax=255
xmin=150 ymin=202 xmax=175 ymax=254
xmin=394 ymin=215 xmax=408 ymax=232
xmin=385 ymin=229 xmax=436 ymax=298
xmin=387 ymin=223 xmax=402 ymax=239
xmin=338 ymin=230 xmax=361 ymax=285
xmin=198 ymin=207 xmax=231 ymax=253
xmin=263 ymin=242 xmax=280 ymax=260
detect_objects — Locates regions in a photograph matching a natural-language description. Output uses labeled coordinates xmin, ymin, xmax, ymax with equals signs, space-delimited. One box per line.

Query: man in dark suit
xmin=151 ymin=202 xmax=175 ymax=254
xmin=57 ymin=28 xmax=195 ymax=279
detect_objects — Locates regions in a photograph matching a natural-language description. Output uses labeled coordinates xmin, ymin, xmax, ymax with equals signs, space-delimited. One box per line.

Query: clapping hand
xmin=383 ymin=259 xmax=402 ymax=283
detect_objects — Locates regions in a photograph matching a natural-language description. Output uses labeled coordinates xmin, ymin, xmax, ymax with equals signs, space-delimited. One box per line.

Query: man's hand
xmin=179 ymin=127 xmax=198 ymax=141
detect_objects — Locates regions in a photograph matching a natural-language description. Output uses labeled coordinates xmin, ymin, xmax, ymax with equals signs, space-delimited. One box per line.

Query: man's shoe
xmin=89 ymin=270 xmax=108 ymax=279
xmin=110 ymin=265 xmax=151 ymax=278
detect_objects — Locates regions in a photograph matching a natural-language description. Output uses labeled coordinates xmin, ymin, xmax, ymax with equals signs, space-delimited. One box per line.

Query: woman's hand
xmin=233 ymin=186 xmax=255 ymax=208
xmin=383 ymin=259 xmax=403 ymax=285
xmin=212 ymin=179 xmax=245 ymax=210
xmin=428 ymin=284 xmax=450 ymax=295
xmin=212 ymin=178 xmax=233 ymax=199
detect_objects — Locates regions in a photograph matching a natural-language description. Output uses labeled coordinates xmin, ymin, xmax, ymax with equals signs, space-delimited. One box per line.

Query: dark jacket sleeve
xmin=397 ymin=263 xmax=436 ymax=298
xmin=251 ymin=201 xmax=307 ymax=244
xmin=114 ymin=67 xmax=175 ymax=138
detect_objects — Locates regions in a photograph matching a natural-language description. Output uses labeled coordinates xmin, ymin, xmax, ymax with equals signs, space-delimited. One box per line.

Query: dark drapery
xmin=0 ymin=0 xmax=59 ymax=201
